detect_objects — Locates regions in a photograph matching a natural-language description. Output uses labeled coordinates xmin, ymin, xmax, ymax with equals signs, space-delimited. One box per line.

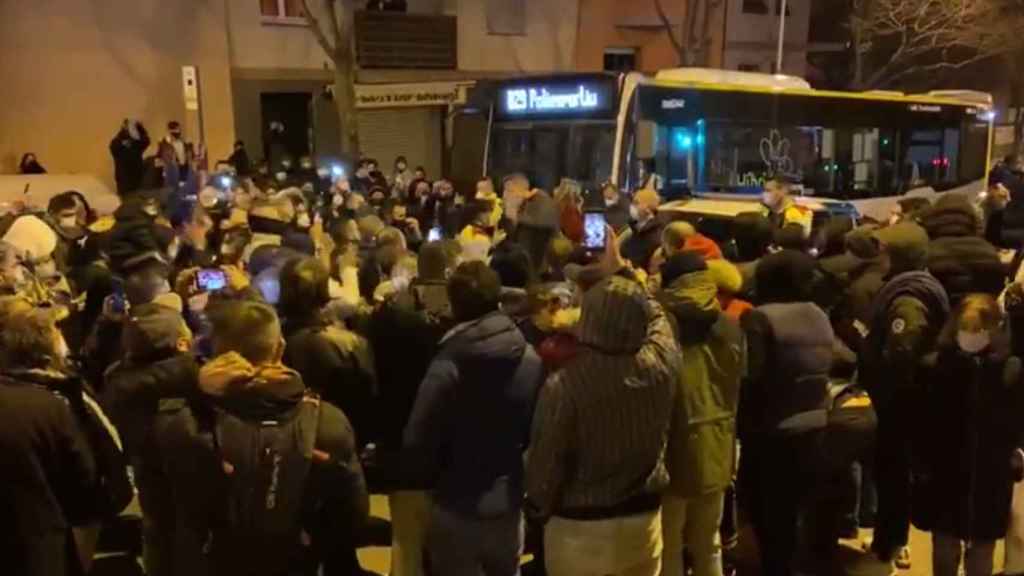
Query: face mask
xmin=275 ymin=172 xmax=288 ymax=183
xmin=604 ymin=197 xmax=617 ymax=207
xmin=333 ymin=193 xmax=346 ymax=208
xmin=59 ymin=216 xmax=78 ymax=229
xmin=397 ymin=163 xmax=407 ymax=172
xmin=957 ymin=330 xmax=991 ymax=354
xmin=629 ymin=204 xmax=641 ymax=221
xmin=296 ymin=213 xmax=311 ymax=228
xmin=142 ymin=204 xmax=160 ymax=217
xmin=317 ymin=167 xmax=329 ymax=179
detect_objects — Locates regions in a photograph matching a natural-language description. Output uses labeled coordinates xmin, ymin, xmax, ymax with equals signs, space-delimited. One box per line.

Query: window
xmin=486 ymin=0 xmax=526 ymax=36
xmin=738 ymin=63 xmax=761 ymax=72
xmin=604 ymin=48 xmax=638 ymax=72
xmin=742 ymin=0 xmax=770 ymax=14
xmin=775 ymin=0 xmax=792 ymax=15
xmin=261 ymin=0 xmax=306 ymax=25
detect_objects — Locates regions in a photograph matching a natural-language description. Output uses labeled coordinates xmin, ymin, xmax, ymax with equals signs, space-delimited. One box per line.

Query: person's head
xmin=0 ymin=307 xmax=68 ymax=372
xmin=872 ymin=221 xmax=930 ymax=275
xmin=755 ymin=249 xmax=818 ymax=304
xmin=414 ymin=166 xmax=427 ymax=180
xmin=209 ymin=300 xmax=284 ymax=365
xmin=952 ymin=293 xmax=1003 ymax=354
xmin=376 ymin=226 xmax=408 ymax=271
xmin=490 ymin=242 xmax=534 ymax=289
xmin=0 ymin=242 xmax=27 ymax=292
xmin=19 ymin=153 xmax=38 ymax=169
xmin=436 ymin=179 xmax=454 ymax=199
xmin=395 ymin=156 xmax=408 ymax=172
xmin=579 ymin=275 xmax=652 ymax=354
xmin=279 ymin=256 xmax=331 ymax=316
xmin=632 ymin=188 xmax=661 ymax=222
xmin=167 ymin=121 xmax=182 ymax=139
xmin=419 ymin=240 xmax=462 ymax=282
xmin=122 ymin=303 xmax=193 ymax=364
xmin=234 ymin=140 xmax=245 ymax=151
xmin=503 ymin=172 xmax=530 ymax=198
xmin=369 ymin=185 xmax=388 ymax=206
xmin=774 ymin=223 xmax=810 ymax=252
xmin=602 ymin=182 xmax=620 ymax=205
xmin=762 ymin=177 xmax=791 ymax=210
xmin=660 ymin=221 xmax=698 ymax=257
xmin=390 ymin=201 xmax=408 ymax=223
xmin=356 ymin=159 xmax=370 ymax=177
xmin=553 ymin=179 xmax=583 ymax=209
xmin=476 ymin=178 xmax=496 ymax=200
xmin=47 ymin=193 xmax=81 ymax=231
xmin=413 ymin=179 xmax=431 ymax=199
xmin=447 ymin=261 xmax=501 ymax=322
xmin=732 ymin=212 xmax=774 ymax=261
xmin=2 ymin=214 xmax=58 ymax=280
xmin=390 ymin=253 xmax=418 ymax=292
xmin=367 ymin=159 xmax=378 ymax=173
xmin=123 ymin=254 xmax=172 ymax=306
xmin=219 ymin=228 xmax=251 ymax=266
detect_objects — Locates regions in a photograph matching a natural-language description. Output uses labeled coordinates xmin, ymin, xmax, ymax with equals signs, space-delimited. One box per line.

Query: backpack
xmin=205 ymin=394 xmax=321 ymax=575
xmin=822 ymin=380 xmax=877 ymax=471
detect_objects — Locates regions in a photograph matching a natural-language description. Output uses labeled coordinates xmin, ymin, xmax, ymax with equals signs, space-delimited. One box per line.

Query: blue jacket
xmin=403 ymin=312 xmax=543 ymax=516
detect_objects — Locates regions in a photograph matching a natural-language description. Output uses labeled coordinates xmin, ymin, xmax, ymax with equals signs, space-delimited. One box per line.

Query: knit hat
xmin=2 ymin=215 xmax=57 ymax=262
xmin=579 ymin=275 xmax=650 ymax=354
xmin=873 ymin=221 xmax=930 ymax=273
xmin=756 ymin=249 xmax=818 ymax=303
xmin=661 ymin=252 xmax=707 ymax=287
xmin=122 ymin=302 xmax=191 ymax=363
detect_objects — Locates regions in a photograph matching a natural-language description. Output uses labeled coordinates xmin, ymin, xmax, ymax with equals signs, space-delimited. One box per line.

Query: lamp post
xmin=776 ymin=0 xmax=788 ymax=73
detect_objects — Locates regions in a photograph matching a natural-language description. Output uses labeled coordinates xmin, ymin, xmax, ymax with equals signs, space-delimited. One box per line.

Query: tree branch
xmin=324 ymin=0 xmax=344 ymax=57
xmin=654 ymin=0 xmax=686 ymax=64
xmin=303 ymin=0 xmax=338 ymax=59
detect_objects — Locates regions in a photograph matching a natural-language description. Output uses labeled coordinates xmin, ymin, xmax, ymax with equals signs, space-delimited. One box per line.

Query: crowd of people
xmin=6 ymin=138 xmax=1024 ymax=576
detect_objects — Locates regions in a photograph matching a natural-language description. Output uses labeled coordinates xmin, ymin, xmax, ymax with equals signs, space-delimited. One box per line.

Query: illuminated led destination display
xmin=495 ymin=77 xmax=617 ymax=120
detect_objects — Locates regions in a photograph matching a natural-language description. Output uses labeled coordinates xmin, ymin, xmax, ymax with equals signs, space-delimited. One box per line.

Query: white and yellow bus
xmin=479 ymin=68 xmax=994 ymax=223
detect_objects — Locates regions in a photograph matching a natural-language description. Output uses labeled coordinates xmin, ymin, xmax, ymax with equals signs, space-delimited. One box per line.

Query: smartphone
xmin=583 ymin=211 xmax=607 ymax=251
xmin=427 ymin=226 xmax=443 ymax=242
xmin=196 ymin=268 xmax=228 ymax=292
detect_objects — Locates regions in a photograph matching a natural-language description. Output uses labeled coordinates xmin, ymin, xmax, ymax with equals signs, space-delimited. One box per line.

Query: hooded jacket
xmin=153 ymin=362 xmax=369 ymax=576
xmin=110 ymin=125 xmax=151 ymax=194
xmin=920 ymin=198 xmax=1005 ymax=305
xmin=403 ymin=311 xmax=543 ymax=516
xmin=527 ymin=275 xmax=680 ymax=518
xmin=658 ymin=275 xmax=746 ymax=498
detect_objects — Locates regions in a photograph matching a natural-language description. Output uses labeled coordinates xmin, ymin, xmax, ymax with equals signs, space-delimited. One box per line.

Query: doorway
xmin=260 ymin=92 xmax=313 ymax=168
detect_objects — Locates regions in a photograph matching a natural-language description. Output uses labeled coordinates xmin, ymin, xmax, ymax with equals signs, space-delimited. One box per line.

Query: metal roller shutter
xmin=357 ymin=107 xmax=442 ymax=179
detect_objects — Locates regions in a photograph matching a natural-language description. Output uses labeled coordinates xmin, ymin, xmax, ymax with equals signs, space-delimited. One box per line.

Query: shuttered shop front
xmin=357 ymin=108 xmax=442 ymax=180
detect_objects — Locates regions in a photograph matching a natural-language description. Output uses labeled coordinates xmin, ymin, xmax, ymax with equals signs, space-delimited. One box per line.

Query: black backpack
xmin=205 ymin=394 xmax=322 ymax=575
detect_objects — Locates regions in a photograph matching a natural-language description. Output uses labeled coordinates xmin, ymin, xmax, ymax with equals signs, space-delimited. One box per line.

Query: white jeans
xmin=389 ymin=491 xmax=431 ymax=576
xmin=660 ymin=492 xmax=725 ymax=576
xmin=545 ymin=510 xmax=662 ymax=576
xmin=932 ymin=532 xmax=996 ymax=576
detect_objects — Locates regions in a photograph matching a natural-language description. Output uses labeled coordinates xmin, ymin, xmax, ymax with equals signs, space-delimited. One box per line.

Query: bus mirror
xmin=636 ymin=120 xmax=657 ymax=160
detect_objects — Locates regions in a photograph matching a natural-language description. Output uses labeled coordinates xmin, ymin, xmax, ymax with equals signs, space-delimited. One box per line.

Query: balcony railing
xmin=355 ymin=11 xmax=457 ymax=70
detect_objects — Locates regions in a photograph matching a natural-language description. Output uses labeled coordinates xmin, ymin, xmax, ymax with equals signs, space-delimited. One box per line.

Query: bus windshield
xmin=625 ymin=85 xmax=990 ymax=203
xmin=490 ymin=122 xmax=614 ymax=192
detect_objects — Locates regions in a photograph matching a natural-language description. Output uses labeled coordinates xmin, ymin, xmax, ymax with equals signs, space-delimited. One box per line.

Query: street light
xmin=776 ymin=0 xmax=788 ymax=74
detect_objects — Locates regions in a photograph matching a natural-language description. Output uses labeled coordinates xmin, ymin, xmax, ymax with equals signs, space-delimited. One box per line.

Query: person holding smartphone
xmin=110 ymin=119 xmax=151 ymax=195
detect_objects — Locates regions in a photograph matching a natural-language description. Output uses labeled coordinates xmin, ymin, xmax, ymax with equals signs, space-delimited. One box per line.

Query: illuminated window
xmin=261 ymin=0 xmax=306 ymax=25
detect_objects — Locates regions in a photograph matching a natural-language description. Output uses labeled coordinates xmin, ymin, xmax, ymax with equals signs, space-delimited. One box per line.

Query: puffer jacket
xmin=921 ymin=197 xmax=1006 ymax=305
xmin=658 ymin=277 xmax=746 ymax=498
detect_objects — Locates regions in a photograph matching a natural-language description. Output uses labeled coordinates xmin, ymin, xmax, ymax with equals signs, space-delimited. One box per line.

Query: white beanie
xmin=2 ymin=215 xmax=57 ymax=261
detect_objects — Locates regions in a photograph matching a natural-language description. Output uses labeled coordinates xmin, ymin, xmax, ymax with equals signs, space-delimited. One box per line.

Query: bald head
xmin=633 ymin=188 xmax=661 ymax=222
xmin=661 ymin=221 xmax=697 ymax=255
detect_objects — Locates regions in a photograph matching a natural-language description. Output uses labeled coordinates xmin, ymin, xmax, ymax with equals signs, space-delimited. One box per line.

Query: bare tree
xmin=853 ymin=0 xmax=1017 ymax=89
xmin=653 ymin=0 xmax=724 ymax=67
xmin=303 ymin=0 xmax=360 ymax=160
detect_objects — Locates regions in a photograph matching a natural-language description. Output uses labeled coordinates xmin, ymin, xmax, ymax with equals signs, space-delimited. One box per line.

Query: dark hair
xmin=279 ymin=256 xmax=331 ymax=316
xmin=774 ymin=223 xmax=809 ymax=252
xmin=168 ymin=121 xmax=181 ymax=130
xmin=490 ymin=242 xmax=534 ymax=289
xmin=395 ymin=156 xmax=407 ymax=165
xmin=0 ymin=308 xmax=61 ymax=370
xmin=208 ymin=300 xmax=282 ymax=364
xmin=47 ymin=192 xmax=79 ymax=216
xmin=234 ymin=140 xmax=244 ymax=148
xmin=448 ymin=261 xmax=501 ymax=322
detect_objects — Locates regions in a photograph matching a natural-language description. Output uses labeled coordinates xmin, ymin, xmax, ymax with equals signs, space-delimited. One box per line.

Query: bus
xmin=472 ymin=69 xmax=994 ymax=222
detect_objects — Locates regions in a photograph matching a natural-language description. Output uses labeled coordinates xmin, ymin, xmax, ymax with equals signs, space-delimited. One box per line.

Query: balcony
xmin=355 ymin=11 xmax=457 ymax=70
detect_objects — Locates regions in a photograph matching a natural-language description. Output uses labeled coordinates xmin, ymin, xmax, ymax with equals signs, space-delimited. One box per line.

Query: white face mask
xmin=957 ymin=330 xmax=991 ymax=354
xmin=604 ymin=197 xmax=618 ymax=207
xmin=629 ymin=204 xmax=641 ymax=221
xmin=332 ymin=193 xmax=346 ymax=208
xmin=317 ymin=167 xmax=329 ymax=179
xmin=275 ymin=172 xmax=288 ymax=183
xmin=296 ymin=213 xmax=311 ymax=228
xmin=59 ymin=216 xmax=78 ymax=229
xmin=142 ymin=204 xmax=160 ymax=217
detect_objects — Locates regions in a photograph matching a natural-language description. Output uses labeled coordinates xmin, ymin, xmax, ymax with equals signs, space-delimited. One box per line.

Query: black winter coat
xmin=110 ymin=126 xmax=151 ymax=195
xmin=927 ymin=235 xmax=1006 ymax=306
xmin=915 ymin=339 xmax=1024 ymax=540
xmin=0 ymin=370 xmax=131 ymax=576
